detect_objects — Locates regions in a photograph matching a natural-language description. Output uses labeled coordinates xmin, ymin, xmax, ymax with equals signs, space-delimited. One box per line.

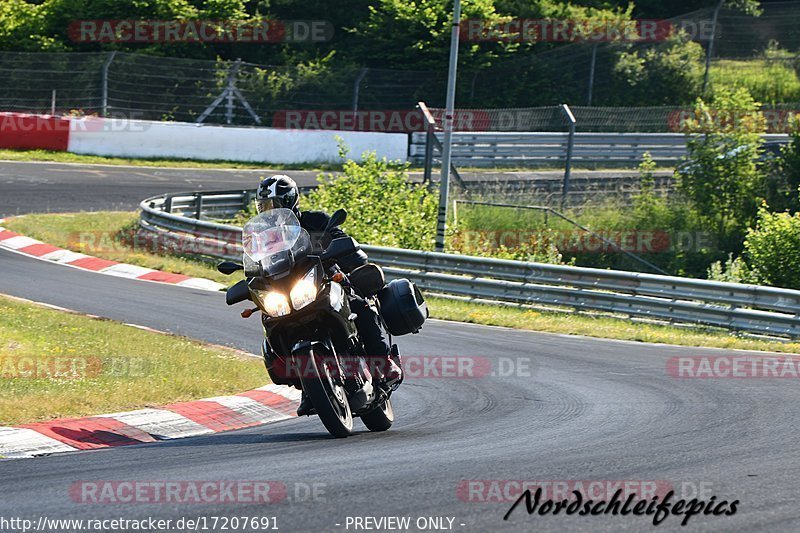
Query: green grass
xmin=430 ymin=297 xmax=800 ymax=354
xmin=0 ymin=295 xmax=266 ymax=425
xmin=710 ymin=59 xmax=800 ymax=105
xmin=0 ymin=148 xmax=339 ymax=171
xmin=5 ymin=211 xmax=798 ymax=354
xmin=0 ymin=148 xmax=668 ymax=173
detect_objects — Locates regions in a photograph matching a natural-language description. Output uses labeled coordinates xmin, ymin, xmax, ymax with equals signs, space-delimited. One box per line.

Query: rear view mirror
xmin=217 ymin=261 xmax=244 ymax=275
xmin=325 ymin=209 xmax=347 ymax=232
xmin=225 ymin=279 xmax=252 ymax=305
xmin=320 ymin=237 xmax=358 ymax=262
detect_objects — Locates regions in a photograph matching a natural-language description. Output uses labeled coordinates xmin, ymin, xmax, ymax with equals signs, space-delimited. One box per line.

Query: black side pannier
xmin=377 ymin=279 xmax=428 ymax=336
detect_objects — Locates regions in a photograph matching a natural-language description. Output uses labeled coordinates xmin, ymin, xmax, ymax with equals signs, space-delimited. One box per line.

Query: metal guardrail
xmin=139 ymin=190 xmax=800 ymax=339
xmin=408 ymin=132 xmax=790 ymax=167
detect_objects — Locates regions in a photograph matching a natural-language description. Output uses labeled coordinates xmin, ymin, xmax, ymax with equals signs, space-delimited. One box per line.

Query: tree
xmin=607 ymin=32 xmax=704 ymax=105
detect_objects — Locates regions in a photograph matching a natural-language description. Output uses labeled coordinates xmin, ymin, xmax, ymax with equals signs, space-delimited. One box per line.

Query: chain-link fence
xmin=0 ymin=2 xmax=798 ymax=129
xmin=0 ymin=51 xmax=447 ymax=124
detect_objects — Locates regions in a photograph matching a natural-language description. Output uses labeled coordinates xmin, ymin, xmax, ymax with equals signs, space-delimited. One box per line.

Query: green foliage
xmin=706 ymin=254 xmax=755 ymax=284
xmin=0 ymin=0 xmax=61 ymax=51
xmin=349 ymin=0 xmax=503 ymax=71
xmin=677 ymin=86 xmax=767 ymax=256
xmin=609 ymin=33 xmax=704 ymax=105
xmin=449 ymin=225 xmax=565 ymax=264
xmin=777 ymin=120 xmax=800 ymax=214
xmin=447 ymin=154 xmax=712 ymax=275
xmin=742 ymin=206 xmax=800 ymax=289
xmin=709 ymin=58 xmax=800 ymax=105
xmin=304 ymin=142 xmax=438 ymax=250
xmin=0 ymin=0 xmax=782 ymax=108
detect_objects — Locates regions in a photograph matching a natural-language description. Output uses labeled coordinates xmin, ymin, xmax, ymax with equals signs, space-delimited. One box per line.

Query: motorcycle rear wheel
xmin=298 ymin=345 xmax=353 ymax=438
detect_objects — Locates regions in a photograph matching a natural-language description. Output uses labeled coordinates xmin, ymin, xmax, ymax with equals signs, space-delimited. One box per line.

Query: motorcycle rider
xmin=255 ymin=174 xmax=402 ymax=416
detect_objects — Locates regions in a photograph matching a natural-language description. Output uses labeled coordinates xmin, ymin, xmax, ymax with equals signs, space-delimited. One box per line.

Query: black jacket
xmin=299 ymin=210 xmax=347 ymax=252
xmin=299 ymin=210 xmax=367 ymax=272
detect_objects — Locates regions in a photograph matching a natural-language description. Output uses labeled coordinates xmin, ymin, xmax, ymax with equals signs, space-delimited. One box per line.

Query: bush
xmin=304 ymin=143 xmax=438 ymax=250
xmin=707 ymin=255 xmax=756 ymax=284
xmin=609 ymin=33 xmax=704 ymax=106
xmin=676 ymin=86 xmax=767 ymax=257
xmin=776 ymin=121 xmax=800 ymax=214
xmin=742 ymin=206 xmax=800 ymax=289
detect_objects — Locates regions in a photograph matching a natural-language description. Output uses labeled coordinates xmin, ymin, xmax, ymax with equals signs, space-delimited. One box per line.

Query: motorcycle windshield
xmin=242 ymin=209 xmax=312 ymax=278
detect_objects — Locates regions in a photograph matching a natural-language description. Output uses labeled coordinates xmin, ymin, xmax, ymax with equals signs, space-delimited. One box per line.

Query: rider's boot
xmin=296 ymin=391 xmax=316 ymax=416
xmin=373 ymin=344 xmax=403 ymax=386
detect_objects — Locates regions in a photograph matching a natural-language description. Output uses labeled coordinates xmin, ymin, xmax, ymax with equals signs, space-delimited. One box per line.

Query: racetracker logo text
xmin=667 ymin=356 xmax=800 ymax=378
xmin=68 ymin=20 xmax=334 ymax=43
xmin=69 ymin=481 xmax=288 ymax=504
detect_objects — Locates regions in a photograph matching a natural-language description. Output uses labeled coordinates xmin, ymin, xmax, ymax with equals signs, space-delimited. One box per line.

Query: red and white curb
xmin=0 ymin=385 xmax=300 ymax=460
xmin=0 ymin=221 xmax=224 ymax=292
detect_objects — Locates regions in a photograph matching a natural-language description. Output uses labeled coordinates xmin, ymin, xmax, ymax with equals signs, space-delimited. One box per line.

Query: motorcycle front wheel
xmin=297 ymin=344 xmax=353 ymax=438
xmin=360 ymin=396 xmax=394 ymax=432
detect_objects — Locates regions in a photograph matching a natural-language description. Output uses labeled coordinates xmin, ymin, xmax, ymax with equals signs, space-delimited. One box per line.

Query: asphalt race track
xmin=1 ymin=163 xmax=800 ymax=532
xmin=0 ymin=161 xmax=317 ymax=217
xmin=0 ymin=160 xmax=667 ymax=217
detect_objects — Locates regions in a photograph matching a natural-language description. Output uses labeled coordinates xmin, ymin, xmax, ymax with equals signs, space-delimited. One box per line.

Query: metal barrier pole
xmin=435 ymin=0 xmax=462 ymax=253
xmin=418 ymin=102 xmax=436 ymax=184
xmin=702 ymin=0 xmax=724 ymax=93
xmin=560 ymin=104 xmax=577 ymax=208
xmin=352 ymin=68 xmax=368 ymax=113
xmin=587 ymin=44 xmax=598 ymax=106
xmin=101 ymin=51 xmax=116 ymax=117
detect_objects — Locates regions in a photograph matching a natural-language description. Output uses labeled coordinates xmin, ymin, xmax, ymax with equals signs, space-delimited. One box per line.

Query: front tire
xmin=297 ymin=345 xmax=353 ymax=438
xmin=361 ymin=396 xmax=394 ymax=432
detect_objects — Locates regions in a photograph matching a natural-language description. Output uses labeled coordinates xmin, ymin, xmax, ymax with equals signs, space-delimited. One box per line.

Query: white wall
xmin=67 ymin=118 xmax=408 ymax=164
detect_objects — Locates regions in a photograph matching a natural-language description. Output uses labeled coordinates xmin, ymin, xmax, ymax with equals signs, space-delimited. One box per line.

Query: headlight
xmin=290 ymin=267 xmax=318 ymax=310
xmin=255 ymin=290 xmax=291 ymax=317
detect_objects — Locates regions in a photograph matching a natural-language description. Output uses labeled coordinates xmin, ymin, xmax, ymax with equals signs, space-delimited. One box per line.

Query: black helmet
xmin=256 ymin=175 xmax=299 ymax=213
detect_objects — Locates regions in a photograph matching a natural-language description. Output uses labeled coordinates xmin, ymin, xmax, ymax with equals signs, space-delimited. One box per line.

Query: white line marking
xmin=0 ymin=428 xmax=77 ymax=458
xmin=204 ymin=396 xmax=289 ymax=424
xmin=98 ymin=409 xmax=213 ymax=439
xmin=176 ymin=278 xmax=226 ymax=291
xmin=0 ymin=236 xmax=41 ymax=249
xmin=100 ymin=263 xmax=157 ymax=278
xmin=257 ymin=384 xmax=302 ymax=402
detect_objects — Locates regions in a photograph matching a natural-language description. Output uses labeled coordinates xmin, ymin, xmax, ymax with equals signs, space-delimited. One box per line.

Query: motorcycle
xmin=217 ymin=207 xmax=427 ymax=438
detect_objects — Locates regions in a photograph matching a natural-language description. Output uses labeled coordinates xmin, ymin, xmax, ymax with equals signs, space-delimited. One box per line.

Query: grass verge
xmin=0 ymin=294 xmax=266 ymax=425
xmin=0 ymin=148 xmax=338 ymax=171
xmin=0 ymin=148 xmax=667 ymax=173
xmin=431 ymin=297 xmax=800 ymax=354
xmin=5 ymin=212 xmax=799 ymax=355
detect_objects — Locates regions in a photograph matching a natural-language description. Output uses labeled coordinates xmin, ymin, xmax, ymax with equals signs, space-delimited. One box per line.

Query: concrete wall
xmin=67 ymin=117 xmax=408 ymax=164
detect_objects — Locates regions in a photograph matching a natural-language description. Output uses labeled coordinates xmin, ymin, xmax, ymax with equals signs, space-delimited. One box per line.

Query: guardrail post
xmin=194 ymin=193 xmax=203 ymax=220
xmin=423 ymin=128 xmax=434 ymax=184
xmin=164 ymin=195 xmax=173 ymax=213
